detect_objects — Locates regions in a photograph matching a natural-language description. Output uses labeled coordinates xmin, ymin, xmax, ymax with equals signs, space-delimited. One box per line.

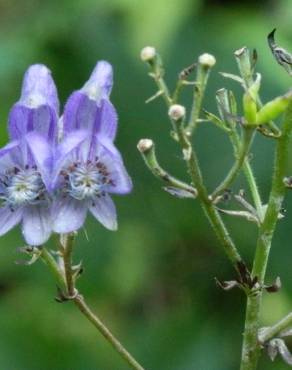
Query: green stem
xmin=240 ymin=102 xmax=292 ymax=370
xmin=212 ymin=127 xmax=255 ymax=200
xmin=41 ymin=247 xmax=66 ymax=288
xmin=228 ymin=129 xmax=264 ymax=221
xmin=40 ymin=247 xmax=145 ymax=370
xmin=61 ymin=233 xmax=75 ymax=296
xmin=173 ymin=118 xmax=243 ymax=271
xmin=73 ymin=295 xmax=145 ymax=370
xmin=187 ymin=64 xmax=211 ymax=133
xmin=138 ymin=139 xmax=197 ymax=196
xmin=148 ymin=56 xmax=172 ymax=106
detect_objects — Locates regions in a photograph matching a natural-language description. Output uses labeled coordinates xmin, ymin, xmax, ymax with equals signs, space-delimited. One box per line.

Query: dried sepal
xmin=264 ymin=276 xmax=282 ymax=293
xmin=266 ymin=338 xmax=292 ymax=365
xmin=15 ymin=245 xmax=42 ymax=265
xmin=219 ymin=72 xmax=244 ymax=85
xmin=163 ymin=186 xmax=197 ymax=199
xmin=215 ymin=277 xmax=239 ymax=291
xmin=203 ymin=109 xmax=231 ymax=132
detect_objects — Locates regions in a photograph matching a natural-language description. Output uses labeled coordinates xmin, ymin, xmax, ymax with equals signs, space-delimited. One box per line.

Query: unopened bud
xmin=256 ymin=91 xmax=292 ymax=124
xmin=140 ymin=47 xmax=156 ymax=62
xmin=137 ymin=138 xmax=154 ymax=153
xmin=198 ymin=53 xmax=216 ymax=68
xmin=168 ymin=104 xmax=186 ymax=121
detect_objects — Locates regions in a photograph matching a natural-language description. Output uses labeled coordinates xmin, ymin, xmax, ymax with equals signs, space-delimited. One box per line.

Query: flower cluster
xmin=0 ymin=62 xmax=132 ymax=246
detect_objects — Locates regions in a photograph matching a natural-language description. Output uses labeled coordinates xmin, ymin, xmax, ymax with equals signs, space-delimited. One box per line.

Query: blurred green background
xmin=0 ymin=0 xmax=291 ymax=369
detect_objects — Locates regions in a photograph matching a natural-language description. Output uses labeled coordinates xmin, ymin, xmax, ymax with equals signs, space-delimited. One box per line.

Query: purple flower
xmin=45 ymin=61 xmax=132 ymax=233
xmin=0 ymin=65 xmax=59 ymax=245
xmin=0 ymin=61 xmax=132 ymax=245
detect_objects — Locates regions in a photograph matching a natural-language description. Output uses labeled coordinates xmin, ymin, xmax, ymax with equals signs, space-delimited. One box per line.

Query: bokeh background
xmin=0 ymin=0 xmax=291 ymax=369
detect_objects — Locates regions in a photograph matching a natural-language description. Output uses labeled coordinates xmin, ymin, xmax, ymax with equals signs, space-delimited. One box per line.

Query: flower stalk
xmin=187 ymin=53 xmax=216 ymax=134
xmin=212 ymin=126 xmax=255 ymax=200
xmin=137 ymin=138 xmax=197 ymax=197
xmin=40 ymin=243 xmax=145 ymax=370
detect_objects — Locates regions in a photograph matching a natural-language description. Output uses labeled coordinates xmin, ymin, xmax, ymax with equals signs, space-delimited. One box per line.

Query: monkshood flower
xmin=30 ymin=61 xmax=132 ymax=233
xmin=0 ymin=64 xmax=59 ymax=245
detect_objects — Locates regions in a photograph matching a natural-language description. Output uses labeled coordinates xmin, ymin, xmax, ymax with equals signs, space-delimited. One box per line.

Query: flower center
xmin=0 ymin=167 xmax=46 ymax=207
xmin=63 ymin=160 xmax=113 ymax=200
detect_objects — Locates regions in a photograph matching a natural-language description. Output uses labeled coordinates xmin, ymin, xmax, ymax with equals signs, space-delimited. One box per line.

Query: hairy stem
xmin=187 ymin=63 xmax=212 ymax=134
xmin=212 ymin=127 xmax=255 ymax=200
xmin=173 ymin=118 xmax=243 ymax=272
xmin=41 ymin=246 xmax=145 ymax=370
xmin=228 ymin=129 xmax=264 ymax=221
xmin=61 ymin=233 xmax=75 ymax=296
xmin=240 ymin=102 xmax=292 ymax=370
xmin=138 ymin=139 xmax=197 ymax=196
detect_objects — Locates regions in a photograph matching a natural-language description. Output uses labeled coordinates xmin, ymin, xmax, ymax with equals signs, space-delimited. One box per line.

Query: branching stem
xmin=212 ymin=127 xmax=255 ymax=200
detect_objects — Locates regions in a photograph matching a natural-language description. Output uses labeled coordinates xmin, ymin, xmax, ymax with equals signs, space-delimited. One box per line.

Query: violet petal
xmin=0 ymin=206 xmax=23 ymax=236
xmin=22 ymin=205 xmax=52 ymax=246
xmin=52 ymin=196 xmax=88 ymax=233
xmin=89 ymin=194 xmax=117 ymax=230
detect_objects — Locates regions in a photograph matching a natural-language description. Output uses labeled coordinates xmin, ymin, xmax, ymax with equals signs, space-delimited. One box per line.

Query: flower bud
xmin=168 ymin=104 xmax=186 ymax=121
xmin=140 ymin=47 xmax=156 ymax=62
xmin=256 ymin=91 xmax=292 ymax=124
xmin=137 ymin=138 xmax=154 ymax=153
xmin=198 ymin=53 xmax=216 ymax=68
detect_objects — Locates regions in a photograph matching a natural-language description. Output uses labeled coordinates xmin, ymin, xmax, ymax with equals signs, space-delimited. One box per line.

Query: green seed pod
xmin=256 ymin=91 xmax=292 ymax=124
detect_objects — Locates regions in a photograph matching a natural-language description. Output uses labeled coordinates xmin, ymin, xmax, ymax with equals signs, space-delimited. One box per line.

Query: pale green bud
xmin=256 ymin=91 xmax=292 ymax=124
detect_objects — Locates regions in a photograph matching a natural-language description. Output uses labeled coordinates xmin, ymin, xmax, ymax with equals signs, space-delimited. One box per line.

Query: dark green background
xmin=0 ymin=0 xmax=291 ymax=369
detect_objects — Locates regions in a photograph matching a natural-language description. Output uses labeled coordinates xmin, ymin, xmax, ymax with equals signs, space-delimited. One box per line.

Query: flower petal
xmin=63 ymin=91 xmax=107 ymax=141
xmin=62 ymin=61 xmax=116 ymax=142
xmin=52 ymin=196 xmax=88 ymax=233
xmin=82 ymin=61 xmax=113 ymax=100
xmin=97 ymin=99 xmax=117 ymax=140
xmin=97 ymin=140 xmax=133 ymax=194
xmin=9 ymin=64 xmax=59 ymax=143
xmin=0 ymin=140 xmax=23 ymax=171
xmin=52 ymin=129 xmax=88 ymax=189
xmin=89 ymin=194 xmax=117 ymax=230
xmin=25 ymin=132 xmax=53 ymax=189
xmin=20 ymin=64 xmax=59 ymax=114
xmin=22 ymin=205 xmax=51 ymax=246
xmin=0 ymin=206 xmax=23 ymax=236
xmin=8 ymin=104 xmax=58 ymax=144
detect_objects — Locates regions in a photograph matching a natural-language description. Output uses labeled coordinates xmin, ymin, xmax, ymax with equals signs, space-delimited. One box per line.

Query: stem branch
xmin=212 ymin=127 xmax=255 ymax=200
xmin=259 ymin=312 xmax=292 ymax=343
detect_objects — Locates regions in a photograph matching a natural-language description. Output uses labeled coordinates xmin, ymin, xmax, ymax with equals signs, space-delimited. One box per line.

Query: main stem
xmin=41 ymin=246 xmax=145 ymax=370
xmin=240 ymin=102 xmax=292 ymax=370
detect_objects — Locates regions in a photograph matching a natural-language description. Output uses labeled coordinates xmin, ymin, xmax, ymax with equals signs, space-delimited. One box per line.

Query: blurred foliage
xmin=0 ymin=0 xmax=291 ymax=369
